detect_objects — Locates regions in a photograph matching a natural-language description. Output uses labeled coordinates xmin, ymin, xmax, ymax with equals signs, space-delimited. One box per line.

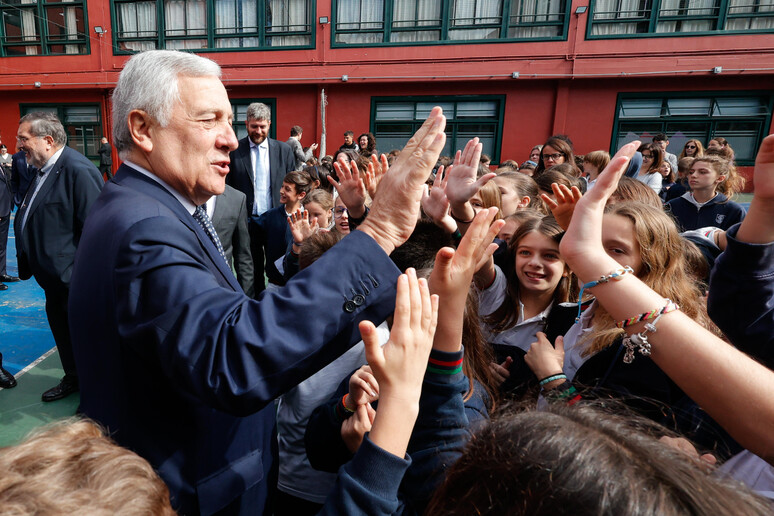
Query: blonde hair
xmin=583 ymin=202 xmax=715 ymax=355
xmin=474 ymin=180 xmax=503 ymax=220
xmin=0 ymin=419 xmax=175 ymax=515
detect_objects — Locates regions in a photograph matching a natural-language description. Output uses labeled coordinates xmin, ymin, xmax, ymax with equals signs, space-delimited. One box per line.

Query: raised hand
xmin=328 ymin=156 xmax=367 ymax=219
xmin=357 ymin=107 xmax=447 ymax=255
xmin=444 ymin=138 xmax=497 ymax=206
xmin=421 ymin=166 xmax=456 ymax=234
xmin=559 ymin=141 xmax=640 ymax=281
xmin=346 ymin=365 xmax=379 ymax=410
xmin=287 ymin=209 xmax=319 ymax=246
xmin=541 ymin=183 xmax=583 ymax=231
xmin=737 ymin=134 xmax=774 ymax=244
xmin=363 ymin=154 xmax=389 ymax=200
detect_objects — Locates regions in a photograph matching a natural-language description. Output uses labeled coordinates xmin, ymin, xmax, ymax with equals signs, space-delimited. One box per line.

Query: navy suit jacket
xmin=10 ymin=151 xmax=35 ymax=207
xmin=226 ymin=137 xmax=295 ymax=214
xmin=14 ymin=146 xmax=102 ymax=291
xmin=0 ymin=158 xmax=12 ymax=217
xmin=68 ymin=164 xmax=399 ymax=516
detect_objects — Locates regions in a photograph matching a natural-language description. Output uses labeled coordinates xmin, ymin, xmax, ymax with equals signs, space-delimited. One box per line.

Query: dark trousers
xmin=275 ymin=490 xmax=323 ymax=516
xmin=0 ymin=213 xmax=8 ymax=276
xmin=248 ymin=218 xmax=266 ymax=296
xmin=44 ymin=287 xmax=77 ymax=379
xmin=100 ymin=164 xmax=113 ymax=180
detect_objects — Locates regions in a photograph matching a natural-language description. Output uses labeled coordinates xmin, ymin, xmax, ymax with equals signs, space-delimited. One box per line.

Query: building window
xmin=333 ymin=0 xmax=568 ymax=45
xmin=588 ymin=0 xmax=774 ymax=38
xmin=113 ymin=0 xmax=313 ymax=52
xmin=612 ymin=93 xmax=773 ymax=166
xmin=372 ymin=97 xmax=504 ymax=162
xmin=20 ymin=104 xmax=102 ymax=162
xmin=230 ymin=99 xmax=277 ymax=141
xmin=0 ymin=0 xmax=88 ymax=57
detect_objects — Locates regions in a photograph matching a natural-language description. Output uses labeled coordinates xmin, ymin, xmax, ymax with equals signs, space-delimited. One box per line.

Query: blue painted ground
xmin=0 ymin=211 xmax=55 ymax=375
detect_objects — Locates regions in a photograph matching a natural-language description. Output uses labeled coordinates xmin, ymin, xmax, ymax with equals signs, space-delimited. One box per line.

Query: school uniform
xmin=666 ymin=192 xmax=745 ymax=232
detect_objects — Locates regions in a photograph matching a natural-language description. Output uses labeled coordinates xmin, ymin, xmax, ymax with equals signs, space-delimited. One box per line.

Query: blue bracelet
xmin=575 ymin=266 xmax=634 ymax=322
xmin=539 ymin=373 xmax=567 ymax=386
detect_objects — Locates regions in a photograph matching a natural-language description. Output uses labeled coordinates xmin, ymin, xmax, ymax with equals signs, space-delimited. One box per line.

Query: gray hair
xmin=246 ymin=102 xmax=271 ymax=122
xmin=111 ymin=50 xmax=221 ymax=158
xmin=20 ymin=112 xmax=67 ymax=146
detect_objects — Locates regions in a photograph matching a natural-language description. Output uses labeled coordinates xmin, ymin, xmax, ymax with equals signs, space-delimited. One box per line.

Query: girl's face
xmin=707 ymin=139 xmax=721 ymax=151
xmin=541 ymin=144 xmax=565 ymax=167
xmin=470 ymin=192 xmax=485 ymax=213
xmin=688 ymin=162 xmax=723 ymax=192
xmin=493 ymin=177 xmax=527 ymax=217
xmin=602 ymin=214 xmax=643 ymax=276
xmin=498 ymin=219 xmax=519 ymax=243
xmin=514 ymin=231 xmax=566 ymax=297
xmin=359 ymin=135 xmax=369 ymax=148
xmin=305 ymin=201 xmax=330 ymax=229
xmin=684 ymin=141 xmax=698 ymax=156
xmin=530 ymin=148 xmax=541 ymax=162
xmin=658 ymin=162 xmax=672 ymax=179
xmin=333 ymin=197 xmax=350 ymax=234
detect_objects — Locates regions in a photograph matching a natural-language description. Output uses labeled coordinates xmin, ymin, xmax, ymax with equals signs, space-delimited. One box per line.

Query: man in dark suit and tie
xmin=11 ymin=150 xmax=35 ymax=207
xmin=210 ymin=184 xmax=254 ymax=297
xmin=14 ymin=112 xmax=103 ymax=401
xmin=225 ymin=102 xmax=295 ymax=295
xmin=0 ymin=146 xmax=19 ymax=289
xmin=67 ymin=50 xmax=446 ymax=515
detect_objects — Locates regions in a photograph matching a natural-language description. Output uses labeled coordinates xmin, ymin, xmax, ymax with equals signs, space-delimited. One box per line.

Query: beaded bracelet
xmin=616 ymin=299 xmax=679 ymax=329
xmin=575 ymin=266 xmax=634 ymax=322
xmin=621 ymin=301 xmax=678 ymax=364
xmin=538 ymin=373 xmax=567 ymax=386
xmin=341 ymin=394 xmax=355 ymax=413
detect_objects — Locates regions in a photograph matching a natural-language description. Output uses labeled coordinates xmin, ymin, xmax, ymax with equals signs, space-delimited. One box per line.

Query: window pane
xmin=666 ymin=98 xmax=712 ymax=116
xmin=215 ymin=0 xmax=258 ymax=33
xmin=266 ymin=0 xmax=311 ymax=46
xmin=65 ymin=106 xmax=100 ymax=123
xmin=375 ymin=102 xmax=415 ymax=120
xmin=663 ymin=122 xmax=711 ymax=154
xmin=164 ymin=0 xmax=207 ymax=37
xmin=372 ymin=122 xmax=416 ymax=153
xmin=454 ymin=123 xmax=496 ymax=157
xmin=616 ymin=122 xmax=663 ymax=151
xmin=712 ymin=121 xmax=762 ymax=162
xmin=590 ymin=0 xmax=651 ymax=36
xmin=619 ymin=99 xmax=663 ymax=118
xmin=456 ymin=101 xmax=498 ymax=118
xmin=416 ymin=102 xmax=455 ymax=120
xmin=392 ymin=0 xmax=442 ymax=27
xmin=713 ymin=97 xmax=769 ymax=117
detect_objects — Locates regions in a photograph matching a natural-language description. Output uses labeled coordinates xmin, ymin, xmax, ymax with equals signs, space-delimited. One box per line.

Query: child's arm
xmin=561 ymin=137 xmax=774 ymax=464
xmin=421 ymin=166 xmax=457 ymax=235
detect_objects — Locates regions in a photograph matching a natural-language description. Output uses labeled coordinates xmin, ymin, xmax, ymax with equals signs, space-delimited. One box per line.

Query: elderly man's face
xmin=147 ymin=75 xmax=238 ymax=205
xmin=17 ymin=122 xmax=54 ymax=168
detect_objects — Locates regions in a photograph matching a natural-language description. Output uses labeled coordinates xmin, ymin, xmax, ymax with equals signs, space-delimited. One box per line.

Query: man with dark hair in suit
xmin=285 ymin=125 xmax=317 ymax=171
xmin=67 ymin=49 xmax=446 ymax=516
xmin=14 ymin=112 xmax=103 ymax=401
xmin=98 ymin=137 xmax=113 ymax=180
xmin=226 ymin=102 xmax=295 ymax=295
xmin=0 ymin=144 xmax=18 ymax=289
xmin=209 ymin=184 xmax=254 ymax=297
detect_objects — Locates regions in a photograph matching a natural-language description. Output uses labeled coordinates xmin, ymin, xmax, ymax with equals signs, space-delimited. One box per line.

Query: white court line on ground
xmin=11 ymin=347 xmax=57 ymax=380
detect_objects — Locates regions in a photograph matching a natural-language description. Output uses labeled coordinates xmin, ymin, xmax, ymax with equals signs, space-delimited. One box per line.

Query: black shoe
xmin=0 ymin=275 xmax=19 ymax=282
xmin=41 ymin=377 xmax=79 ymax=402
xmin=0 ymin=283 xmax=6 ymax=291
xmin=0 ymin=366 xmax=16 ymax=389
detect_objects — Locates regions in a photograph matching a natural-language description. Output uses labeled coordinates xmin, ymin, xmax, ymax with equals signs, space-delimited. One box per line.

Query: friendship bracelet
xmin=449 ymin=211 xmax=474 ymax=225
xmin=575 ymin=266 xmax=634 ymax=322
xmin=341 ymin=394 xmax=355 ymax=413
xmin=538 ymin=373 xmax=567 ymax=386
xmin=622 ymin=301 xmax=678 ymax=363
xmin=616 ymin=299 xmax=679 ymax=329
xmin=451 ymin=229 xmax=463 ymax=243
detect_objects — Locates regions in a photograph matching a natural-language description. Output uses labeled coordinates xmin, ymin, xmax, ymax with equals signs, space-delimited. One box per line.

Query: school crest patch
xmin=716 ymin=214 xmax=725 ymax=224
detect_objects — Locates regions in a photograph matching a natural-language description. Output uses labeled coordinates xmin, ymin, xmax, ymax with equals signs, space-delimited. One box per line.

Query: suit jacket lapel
xmin=21 ymin=151 xmax=64 ymax=246
xmin=118 ymin=166 xmax=241 ymax=291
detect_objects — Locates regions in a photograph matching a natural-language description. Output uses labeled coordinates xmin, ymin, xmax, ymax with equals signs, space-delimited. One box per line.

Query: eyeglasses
xmin=333 ymin=206 xmax=348 ymax=218
xmin=641 ymin=154 xmax=653 ymax=160
xmin=16 ymin=135 xmax=40 ymax=144
xmin=542 ymin=153 xmax=564 ymax=161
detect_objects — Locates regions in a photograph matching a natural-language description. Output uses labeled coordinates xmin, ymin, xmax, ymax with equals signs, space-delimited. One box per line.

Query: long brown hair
xmin=484 ymin=216 xmax=571 ymax=334
xmin=691 ymin=155 xmax=745 ymax=198
xmin=583 ymin=201 xmax=715 ymax=355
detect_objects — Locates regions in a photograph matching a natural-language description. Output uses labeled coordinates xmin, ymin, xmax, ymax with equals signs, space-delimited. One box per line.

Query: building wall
xmin=1 ymin=0 xmax=772 ymax=189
